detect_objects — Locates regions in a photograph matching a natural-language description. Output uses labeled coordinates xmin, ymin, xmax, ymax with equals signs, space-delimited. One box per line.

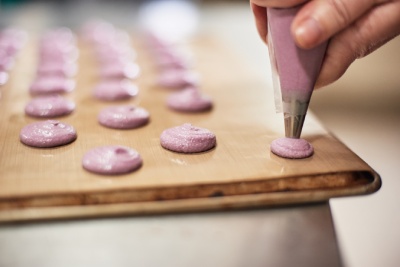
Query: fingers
xmin=250 ymin=0 xmax=310 ymax=43
xmin=250 ymin=0 xmax=400 ymax=87
xmin=315 ymin=0 xmax=400 ymax=88
xmin=250 ymin=3 xmax=268 ymax=44
xmin=292 ymin=0 xmax=378 ymax=48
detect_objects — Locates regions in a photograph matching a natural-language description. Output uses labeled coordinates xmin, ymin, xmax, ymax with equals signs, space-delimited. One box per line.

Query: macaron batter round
xmin=20 ymin=120 xmax=77 ymax=148
xmin=270 ymin=137 xmax=313 ymax=159
xmin=98 ymin=105 xmax=149 ymax=129
xmin=25 ymin=95 xmax=75 ymax=118
xmin=167 ymin=87 xmax=212 ymax=112
xmin=82 ymin=145 xmax=142 ymax=175
xmin=160 ymin=123 xmax=216 ymax=153
xmin=93 ymin=79 xmax=138 ymax=101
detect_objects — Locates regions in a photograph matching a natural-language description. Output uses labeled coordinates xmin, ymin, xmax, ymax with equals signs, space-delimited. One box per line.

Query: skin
xmin=250 ymin=0 xmax=400 ymax=88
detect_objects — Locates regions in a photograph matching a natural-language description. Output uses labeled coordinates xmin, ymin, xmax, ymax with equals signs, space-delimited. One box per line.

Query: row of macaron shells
xmin=20 ymin=28 xmax=79 ymax=149
xmin=83 ymin=21 xmax=150 ymax=130
xmin=147 ymin=32 xmax=213 ymax=112
xmin=81 ymin=21 xmax=147 ymax=175
xmin=81 ymin=23 xmax=217 ymax=175
xmin=26 ymin=28 xmax=77 ymax=118
xmin=0 ymin=28 xmax=27 ymax=85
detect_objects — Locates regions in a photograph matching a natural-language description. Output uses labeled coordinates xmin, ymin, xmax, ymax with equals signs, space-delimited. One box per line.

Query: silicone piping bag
xmin=267 ymin=5 xmax=328 ymax=138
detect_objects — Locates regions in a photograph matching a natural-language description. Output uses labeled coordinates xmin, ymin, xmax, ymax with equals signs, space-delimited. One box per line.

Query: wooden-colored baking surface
xmin=0 ymin=34 xmax=381 ymax=222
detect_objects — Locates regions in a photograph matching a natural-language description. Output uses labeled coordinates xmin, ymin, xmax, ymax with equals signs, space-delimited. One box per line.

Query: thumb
xmin=292 ymin=0 xmax=376 ymax=49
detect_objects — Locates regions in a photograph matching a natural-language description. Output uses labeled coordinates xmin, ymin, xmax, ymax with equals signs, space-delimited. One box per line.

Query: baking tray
xmin=0 ymin=35 xmax=381 ymax=222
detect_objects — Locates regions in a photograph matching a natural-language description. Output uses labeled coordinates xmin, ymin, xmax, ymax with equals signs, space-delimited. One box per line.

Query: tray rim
xmin=0 ymin=169 xmax=381 ymax=223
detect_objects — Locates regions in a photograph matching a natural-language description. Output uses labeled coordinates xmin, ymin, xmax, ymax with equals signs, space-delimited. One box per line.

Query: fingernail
xmin=295 ymin=18 xmax=322 ymax=48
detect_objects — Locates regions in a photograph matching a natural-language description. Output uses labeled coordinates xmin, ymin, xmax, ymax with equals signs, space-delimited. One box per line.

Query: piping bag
xmin=267 ymin=5 xmax=328 ymax=138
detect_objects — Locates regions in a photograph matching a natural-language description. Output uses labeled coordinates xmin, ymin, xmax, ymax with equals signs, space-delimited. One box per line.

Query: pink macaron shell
xmin=99 ymin=62 xmax=140 ymax=80
xmin=0 ymin=28 xmax=27 ymax=53
xmin=25 ymin=95 xmax=75 ymax=118
xmin=98 ymin=105 xmax=150 ymax=129
xmin=37 ymin=61 xmax=77 ymax=77
xmin=40 ymin=41 xmax=77 ymax=55
xmin=39 ymin=41 xmax=78 ymax=62
xmin=41 ymin=27 xmax=76 ymax=45
xmin=20 ymin=120 xmax=77 ymax=148
xmin=29 ymin=76 xmax=75 ymax=95
xmin=81 ymin=20 xmax=115 ymax=42
xmin=82 ymin=145 xmax=142 ymax=175
xmin=93 ymin=79 xmax=138 ymax=101
xmin=154 ymin=52 xmax=189 ymax=70
xmin=0 ymin=51 xmax=15 ymax=71
xmin=95 ymin=45 xmax=135 ymax=63
xmin=0 ymin=40 xmax=19 ymax=57
xmin=160 ymin=123 xmax=216 ymax=153
xmin=270 ymin=137 xmax=314 ymax=159
xmin=157 ymin=69 xmax=199 ymax=89
xmin=167 ymin=87 xmax=212 ymax=112
xmin=0 ymin=71 xmax=9 ymax=85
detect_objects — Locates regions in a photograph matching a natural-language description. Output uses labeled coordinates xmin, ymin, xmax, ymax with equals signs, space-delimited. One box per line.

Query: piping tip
xmin=283 ymin=98 xmax=309 ymax=139
xmin=284 ymin=113 xmax=306 ymax=138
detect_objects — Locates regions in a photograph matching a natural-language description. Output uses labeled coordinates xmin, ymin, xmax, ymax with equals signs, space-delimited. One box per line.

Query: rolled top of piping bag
xmin=267 ymin=5 xmax=328 ymax=138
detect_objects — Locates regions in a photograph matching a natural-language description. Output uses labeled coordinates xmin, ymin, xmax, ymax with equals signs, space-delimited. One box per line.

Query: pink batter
xmin=157 ymin=69 xmax=198 ymax=89
xmin=37 ymin=62 xmax=77 ymax=77
xmin=0 ymin=51 xmax=14 ymax=72
xmin=0 ymin=71 xmax=8 ymax=85
xmin=39 ymin=47 xmax=78 ymax=64
xmin=93 ymin=79 xmax=138 ymax=101
xmin=20 ymin=120 xmax=77 ymax=148
xmin=160 ymin=123 xmax=216 ymax=153
xmin=98 ymin=105 xmax=150 ymax=129
xmin=96 ymin=45 xmax=135 ymax=65
xmin=267 ymin=7 xmax=327 ymax=104
xmin=29 ymin=76 xmax=75 ymax=95
xmin=25 ymin=95 xmax=75 ymax=118
xmin=82 ymin=145 xmax=142 ymax=175
xmin=155 ymin=51 xmax=189 ymax=70
xmin=0 ymin=28 xmax=27 ymax=57
xmin=145 ymin=33 xmax=190 ymax=70
xmin=99 ymin=62 xmax=140 ymax=80
xmin=270 ymin=137 xmax=313 ymax=159
xmin=39 ymin=28 xmax=76 ymax=58
xmin=167 ymin=87 xmax=212 ymax=112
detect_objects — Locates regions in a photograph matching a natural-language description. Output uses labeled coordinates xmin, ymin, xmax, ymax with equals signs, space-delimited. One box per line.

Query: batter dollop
xmin=82 ymin=145 xmax=142 ymax=175
xmin=29 ymin=76 xmax=75 ymax=95
xmin=155 ymin=51 xmax=189 ymax=70
xmin=37 ymin=62 xmax=77 ymax=77
xmin=167 ymin=87 xmax=212 ymax=112
xmin=0 ymin=52 xmax=14 ymax=71
xmin=270 ymin=137 xmax=313 ymax=159
xmin=20 ymin=120 xmax=77 ymax=148
xmin=98 ymin=105 xmax=150 ymax=129
xmin=0 ymin=71 xmax=8 ymax=85
xmin=99 ymin=62 xmax=140 ymax=80
xmin=93 ymin=79 xmax=138 ymax=101
xmin=157 ymin=69 xmax=198 ymax=89
xmin=25 ymin=95 xmax=75 ymax=118
xmin=160 ymin=123 xmax=216 ymax=153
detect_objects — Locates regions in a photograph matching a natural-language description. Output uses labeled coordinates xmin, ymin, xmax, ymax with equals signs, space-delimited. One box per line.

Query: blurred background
xmin=1 ymin=0 xmax=399 ymax=267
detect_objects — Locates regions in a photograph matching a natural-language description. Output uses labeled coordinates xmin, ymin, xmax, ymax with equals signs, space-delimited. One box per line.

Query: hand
xmin=250 ymin=0 xmax=400 ymax=88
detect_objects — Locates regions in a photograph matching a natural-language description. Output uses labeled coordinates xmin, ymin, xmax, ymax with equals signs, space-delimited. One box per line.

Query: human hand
xmin=250 ymin=0 xmax=400 ymax=88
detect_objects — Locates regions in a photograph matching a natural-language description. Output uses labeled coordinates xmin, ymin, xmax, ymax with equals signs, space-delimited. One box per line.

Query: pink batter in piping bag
xmin=267 ymin=5 xmax=328 ymax=138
